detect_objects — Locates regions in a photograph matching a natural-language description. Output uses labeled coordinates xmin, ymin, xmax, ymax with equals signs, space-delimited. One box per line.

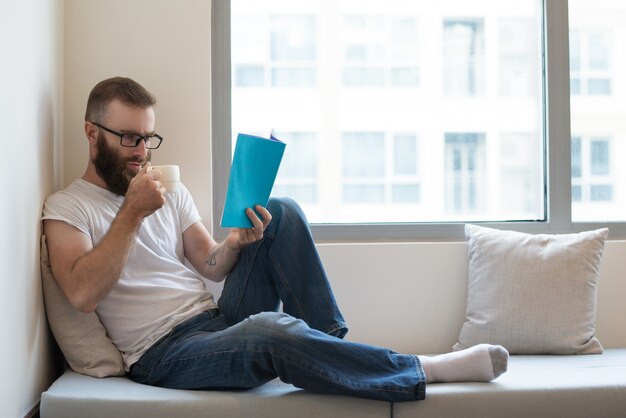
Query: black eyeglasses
xmin=92 ymin=122 xmax=163 ymax=149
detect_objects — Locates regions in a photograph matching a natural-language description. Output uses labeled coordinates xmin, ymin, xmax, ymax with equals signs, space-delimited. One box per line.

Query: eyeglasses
xmin=92 ymin=122 xmax=163 ymax=149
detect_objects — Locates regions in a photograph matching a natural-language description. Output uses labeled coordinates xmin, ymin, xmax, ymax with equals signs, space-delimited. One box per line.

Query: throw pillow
xmin=454 ymin=224 xmax=607 ymax=354
xmin=40 ymin=235 xmax=126 ymax=377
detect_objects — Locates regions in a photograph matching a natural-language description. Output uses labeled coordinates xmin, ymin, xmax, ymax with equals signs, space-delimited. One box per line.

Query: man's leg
xmin=218 ymin=197 xmax=348 ymax=337
xmin=130 ymin=311 xmax=426 ymax=402
xmin=129 ymin=310 xmax=508 ymax=400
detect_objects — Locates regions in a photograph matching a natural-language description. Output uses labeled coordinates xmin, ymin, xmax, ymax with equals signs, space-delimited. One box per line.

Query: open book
xmin=221 ymin=132 xmax=286 ymax=228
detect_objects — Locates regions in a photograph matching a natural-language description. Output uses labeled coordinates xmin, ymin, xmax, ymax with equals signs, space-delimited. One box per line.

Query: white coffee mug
xmin=150 ymin=165 xmax=180 ymax=193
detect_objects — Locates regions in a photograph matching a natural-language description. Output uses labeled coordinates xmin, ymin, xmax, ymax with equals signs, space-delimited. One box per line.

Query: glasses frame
xmin=92 ymin=122 xmax=163 ymax=149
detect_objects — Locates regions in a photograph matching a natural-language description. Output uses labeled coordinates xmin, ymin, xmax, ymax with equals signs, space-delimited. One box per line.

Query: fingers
xmin=146 ymin=166 xmax=160 ymax=181
xmin=143 ymin=164 xmax=165 ymax=192
xmin=242 ymin=205 xmax=272 ymax=241
xmin=128 ymin=163 xmax=165 ymax=203
xmin=245 ymin=208 xmax=264 ymax=239
xmin=154 ymin=180 xmax=165 ymax=194
xmin=255 ymin=205 xmax=272 ymax=228
xmin=247 ymin=205 xmax=271 ymax=228
xmin=227 ymin=205 xmax=272 ymax=251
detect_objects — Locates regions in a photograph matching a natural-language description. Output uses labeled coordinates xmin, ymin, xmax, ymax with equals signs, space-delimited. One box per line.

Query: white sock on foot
xmin=419 ymin=344 xmax=509 ymax=383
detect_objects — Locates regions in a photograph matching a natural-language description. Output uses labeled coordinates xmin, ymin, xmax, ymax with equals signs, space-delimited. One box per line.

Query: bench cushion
xmin=41 ymin=349 xmax=626 ymax=418
xmin=40 ymin=372 xmax=390 ymax=418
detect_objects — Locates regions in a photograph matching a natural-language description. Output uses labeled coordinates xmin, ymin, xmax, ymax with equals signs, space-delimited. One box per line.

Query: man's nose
xmin=132 ymin=139 xmax=148 ymax=156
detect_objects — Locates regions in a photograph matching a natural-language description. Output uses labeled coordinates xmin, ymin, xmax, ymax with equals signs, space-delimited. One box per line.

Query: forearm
xmin=68 ymin=207 xmax=143 ymax=312
xmin=198 ymin=240 xmax=241 ymax=282
xmin=183 ymin=206 xmax=271 ymax=282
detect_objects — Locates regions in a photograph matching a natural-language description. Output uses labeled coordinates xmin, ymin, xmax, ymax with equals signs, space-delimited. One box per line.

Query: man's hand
xmin=225 ymin=205 xmax=272 ymax=252
xmin=122 ymin=163 xmax=166 ymax=219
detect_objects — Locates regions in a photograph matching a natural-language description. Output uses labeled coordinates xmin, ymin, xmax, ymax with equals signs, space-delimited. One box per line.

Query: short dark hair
xmin=85 ymin=77 xmax=156 ymax=123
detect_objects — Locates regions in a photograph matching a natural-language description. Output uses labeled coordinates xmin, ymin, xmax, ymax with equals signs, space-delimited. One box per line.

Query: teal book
xmin=221 ymin=132 xmax=286 ymax=228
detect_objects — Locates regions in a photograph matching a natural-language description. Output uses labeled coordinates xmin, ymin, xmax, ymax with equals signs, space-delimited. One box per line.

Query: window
xmin=212 ymin=0 xmax=626 ymax=239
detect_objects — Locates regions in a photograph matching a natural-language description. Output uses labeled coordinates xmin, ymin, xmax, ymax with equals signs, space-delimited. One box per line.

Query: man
xmin=43 ymin=77 xmax=508 ymax=402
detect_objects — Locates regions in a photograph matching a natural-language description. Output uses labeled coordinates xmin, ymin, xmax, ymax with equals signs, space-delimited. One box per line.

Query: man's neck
xmin=82 ymin=164 xmax=108 ymax=190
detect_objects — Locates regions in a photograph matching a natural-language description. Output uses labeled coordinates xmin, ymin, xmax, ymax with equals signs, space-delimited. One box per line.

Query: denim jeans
xmin=129 ymin=198 xmax=426 ymax=401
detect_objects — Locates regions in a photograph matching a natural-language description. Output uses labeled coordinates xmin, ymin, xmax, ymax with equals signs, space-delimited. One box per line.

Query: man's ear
xmin=85 ymin=121 xmax=98 ymax=143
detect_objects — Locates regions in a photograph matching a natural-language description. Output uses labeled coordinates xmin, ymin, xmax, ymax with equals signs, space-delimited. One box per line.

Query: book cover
xmin=221 ymin=132 xmax=286 ymax=228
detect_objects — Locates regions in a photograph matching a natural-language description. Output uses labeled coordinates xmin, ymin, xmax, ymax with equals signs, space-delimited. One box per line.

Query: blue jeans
xmin=129 ymin=198 xmax=426 ymax=401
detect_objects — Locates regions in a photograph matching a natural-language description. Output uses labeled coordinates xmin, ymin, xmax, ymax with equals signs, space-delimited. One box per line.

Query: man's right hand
xmin=122 ymin=163 xmax=166 ymax=219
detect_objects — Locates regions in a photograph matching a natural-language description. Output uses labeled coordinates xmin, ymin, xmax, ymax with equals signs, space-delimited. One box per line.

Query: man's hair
xmin=85 ymin=77 xmax=156 ymax=123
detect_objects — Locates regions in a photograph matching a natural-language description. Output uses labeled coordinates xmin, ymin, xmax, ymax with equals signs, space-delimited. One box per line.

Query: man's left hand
xmin=225 ymin=205 xmax=272 ymax=252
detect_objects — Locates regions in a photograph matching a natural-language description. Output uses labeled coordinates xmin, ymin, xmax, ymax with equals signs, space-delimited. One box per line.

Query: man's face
xmin=91 ymin=100 xmax=156 ymax=195
xmin=93 ymin=131 xmax=152 ymax=196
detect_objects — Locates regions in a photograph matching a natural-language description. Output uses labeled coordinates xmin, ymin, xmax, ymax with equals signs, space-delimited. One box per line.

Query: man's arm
xmin=44 ymin=165 xmax=165 ymax=313
xmin=183 ymin=205 xmax=272 ymax=282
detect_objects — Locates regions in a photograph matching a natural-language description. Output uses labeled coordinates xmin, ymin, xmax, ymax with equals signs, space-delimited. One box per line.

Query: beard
xmin=93 ymin=132 xmax=152 ymax=196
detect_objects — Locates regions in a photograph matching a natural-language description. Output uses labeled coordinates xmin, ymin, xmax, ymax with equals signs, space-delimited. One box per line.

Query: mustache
xmin=126 ymin=155 xmax=149 ymax=165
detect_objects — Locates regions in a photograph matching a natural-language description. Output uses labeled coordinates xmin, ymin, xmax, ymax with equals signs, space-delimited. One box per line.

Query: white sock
xmin=419 ymin=344 xmax=509 ymax=383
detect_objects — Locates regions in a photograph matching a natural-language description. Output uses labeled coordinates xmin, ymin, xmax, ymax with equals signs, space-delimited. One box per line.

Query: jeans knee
xmin=245 ymin=312 xmax=307 ymax=341
xmin=247 ymin=311 xmax=298 ymax=327
xmin=267 ymin=197 xmax=309 ymax=236
xmin=267 ymin=197 xmax=307 ymax=225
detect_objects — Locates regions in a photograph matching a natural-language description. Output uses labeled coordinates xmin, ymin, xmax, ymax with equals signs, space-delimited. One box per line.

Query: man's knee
xmin=267 ymin=196 xmax=301 ymax=215
xmin=266 ymin=197 xmax=308 ymax=227
xmin=244 ymin=312 xmax=307 ymax=340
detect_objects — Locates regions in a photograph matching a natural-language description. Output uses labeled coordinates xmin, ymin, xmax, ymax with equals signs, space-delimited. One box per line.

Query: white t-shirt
xmin=42 ymin=179 xmax=218 ymax=369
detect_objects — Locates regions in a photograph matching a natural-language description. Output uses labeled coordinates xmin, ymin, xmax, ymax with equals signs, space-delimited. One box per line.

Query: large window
xmin=212 ymin=0 xmax=626 ymax=239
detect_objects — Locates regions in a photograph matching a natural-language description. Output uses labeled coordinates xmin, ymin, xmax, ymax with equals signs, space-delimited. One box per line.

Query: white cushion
xmin=40 ymin=372 xmax=390 ymax=418
xmin=454 ymin=224 xmax=607 ymax=354
xmin=41 ymin=351 xmax=626 ymax=418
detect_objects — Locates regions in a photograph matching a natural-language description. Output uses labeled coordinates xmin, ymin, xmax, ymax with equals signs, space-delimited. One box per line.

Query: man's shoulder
xmin=47 ymin=179 xmax=116 ymax=204
xmin=45 ymin=179 xmax=88 ymax=205
xmin=43 ymin=179 xmax=113 ymax=219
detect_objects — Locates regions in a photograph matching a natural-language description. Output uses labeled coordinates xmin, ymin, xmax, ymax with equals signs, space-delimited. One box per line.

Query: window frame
xmin=211 ymin=0 xmax=626 ymax=241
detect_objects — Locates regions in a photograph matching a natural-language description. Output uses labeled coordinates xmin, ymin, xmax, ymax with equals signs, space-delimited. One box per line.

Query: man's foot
xmin=419 ymin=344 xmax=509 ymax=383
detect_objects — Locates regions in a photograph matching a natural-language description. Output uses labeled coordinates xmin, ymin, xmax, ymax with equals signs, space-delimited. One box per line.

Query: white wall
xmin=0 ymin=0 xmax=63 ymax=416
xmin=64 ymin=0 xmax=213 ymax=226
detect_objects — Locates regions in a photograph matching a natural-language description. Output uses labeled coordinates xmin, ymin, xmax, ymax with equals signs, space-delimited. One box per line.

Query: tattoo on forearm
xmin=206 ymin=246 xmax=224 ymax=268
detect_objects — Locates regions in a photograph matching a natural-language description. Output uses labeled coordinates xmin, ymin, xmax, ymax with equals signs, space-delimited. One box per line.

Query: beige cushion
xmin=454 ymin=224 xmax=607 ymax=354
xmin=40 ymin=235 xmax=125 ymax=377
